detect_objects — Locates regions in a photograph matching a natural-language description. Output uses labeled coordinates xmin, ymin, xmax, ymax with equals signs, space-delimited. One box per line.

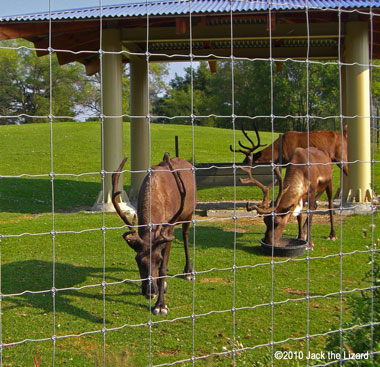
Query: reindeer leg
xmin=302 ymin=215 xmax=309 ymax=242
xmin=153 ymin=242 xmax=171 ymax=315
xmin=314 ymin=190 xmax=325 ymax=210
xmin=297 ymin=213 xmax=305 ymax=240
xmin=301 ymin=190 xmax=322 ymax=240
xmin=305 ymin=189 xmax=316 ymax=249
xmin=326 ymin=182 xmax=337 ymax=241
xmin=182 ymin=222 xmax=193 ymax=280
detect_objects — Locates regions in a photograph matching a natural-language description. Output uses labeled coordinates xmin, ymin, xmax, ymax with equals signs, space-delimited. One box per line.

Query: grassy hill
xmin=0 ymin=122 xmax=282 ymax=212
xmin=2 ymin=121 xmax=375 ymax=213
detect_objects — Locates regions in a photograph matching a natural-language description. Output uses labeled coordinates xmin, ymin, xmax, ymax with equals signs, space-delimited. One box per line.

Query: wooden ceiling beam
xmin=121 ymin=42 xmax=147 ymax=62
xmin=33 ymin=30 xmax=100 ymax=56
xmin=176 ymin=17 xmax=189 ymax=35
xmin=208 ymin=60 xmax=217 ymax=73
xmin=0 ymin=20 xmax=100 ymax=41
xmin=84 ymin=58 xmax=100 ymax=76
xmin=55 ymin=40 xmax=99 ymax=65
xmin=0 ymin=23 xmax=49 ymax=40
xmin=143 ymin=46 xmax=339 ymax=60
xmin=121 ymin=22 xmax=344 ymax=44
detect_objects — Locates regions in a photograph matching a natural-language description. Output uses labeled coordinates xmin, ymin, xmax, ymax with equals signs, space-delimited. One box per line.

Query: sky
xmin=0 ymin=0 xmax=188 ymax=78
xmin=0 ymin=1 xmax=129 ymax=16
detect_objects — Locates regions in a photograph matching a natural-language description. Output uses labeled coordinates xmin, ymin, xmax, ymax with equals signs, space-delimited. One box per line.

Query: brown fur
xmin=112 ymin=155 xmax=196 ymax=315
xmin=237 ymin=127 xmax=348 ymax=175
xmin=137 ymin=158 xmax=195 ymax=237
xmin=259 ymin=147 xmax=336 ymax=249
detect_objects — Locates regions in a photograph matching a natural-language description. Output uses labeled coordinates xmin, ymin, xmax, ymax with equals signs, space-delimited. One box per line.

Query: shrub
xmin=325 ymin=243 xmax=380 ymax=366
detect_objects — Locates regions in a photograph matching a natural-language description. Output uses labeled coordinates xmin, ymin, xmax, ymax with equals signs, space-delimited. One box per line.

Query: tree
xmin=152 ymin=59 xmax=347 ymax=132
xmin=153 ymin=62 xmax=217 ymax=126
xmin=0 ymin=40 xmax=170 ymax=124
xmin=0 ymin=39 xmax=97 ymax=124
xmin=83 ymin=62 xmax=169 ymax=121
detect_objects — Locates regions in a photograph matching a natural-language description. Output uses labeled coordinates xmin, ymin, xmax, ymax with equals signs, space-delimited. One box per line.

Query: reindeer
xmin=231 ymin=125 xmax=348 ymax=172
xmin=231 ymin=125 xmax=347 ymax=207
xmin=112 ymin=153 xmax=196 ymax=315
xmin=242 ymin=147 xmax=336 ymax=249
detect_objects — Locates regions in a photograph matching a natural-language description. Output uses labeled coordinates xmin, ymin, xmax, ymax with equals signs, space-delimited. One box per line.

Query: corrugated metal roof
xmin=1 ymin=0 xmax=378 ymax=22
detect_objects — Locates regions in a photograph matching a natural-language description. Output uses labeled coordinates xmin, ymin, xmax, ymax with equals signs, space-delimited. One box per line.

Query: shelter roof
xmin=1 ymin=1 xmax=379 ymax=21
xmin=0 ymin=0 xmax=379 ymax=75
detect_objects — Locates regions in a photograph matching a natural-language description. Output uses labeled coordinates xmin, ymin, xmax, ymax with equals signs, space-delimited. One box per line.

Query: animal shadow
xmin=1 ymin=260 xmax=138 ymax=323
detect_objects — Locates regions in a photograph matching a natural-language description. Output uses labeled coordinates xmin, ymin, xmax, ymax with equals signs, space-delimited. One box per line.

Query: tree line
xmin=0 ymin=40 xmax=168 ymax=124
xmin=0 ymin=40 xmax=379 ymax=133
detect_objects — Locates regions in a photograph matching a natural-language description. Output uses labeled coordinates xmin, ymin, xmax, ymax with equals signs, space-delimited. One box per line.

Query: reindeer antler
xmin=230 ymin=124 xmax=267 ymax=158
xmin=253 ymin=167 xmax=288 ymax=215
xmin=112 ymin=157 xmax=141 ymax=246
xmin=152 ymin=153 xmax=187 ymax=246
xmin=239 ymin=154 xmax=276 ymax=210
xmin=163 ymin=152 xmax=186 ymax=225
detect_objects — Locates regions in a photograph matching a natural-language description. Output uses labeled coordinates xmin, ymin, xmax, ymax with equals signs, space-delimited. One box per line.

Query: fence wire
xmin=0 ymin=0 xmax=379 ymax=366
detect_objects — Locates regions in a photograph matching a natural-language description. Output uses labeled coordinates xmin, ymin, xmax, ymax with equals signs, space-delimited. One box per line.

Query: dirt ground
xmin=202 ymin=202 xmax=344 ymax=227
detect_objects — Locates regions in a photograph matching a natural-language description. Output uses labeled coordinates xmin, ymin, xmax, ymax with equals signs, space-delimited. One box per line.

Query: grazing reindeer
xmin=112 ymin=153 xmax=196 ymax=315
xmin=231 ymin=125 xmax=348 ymax=175
xmin=243 ymin=147 xmax=336 ymax=249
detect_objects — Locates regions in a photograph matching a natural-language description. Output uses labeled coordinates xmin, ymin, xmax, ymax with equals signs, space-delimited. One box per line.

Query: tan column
xmin=341 ymin=65 xmax=350 ymax=198
xmin=92 ymin=29 xmax=134 ymax=212
xmin=343 ymin=22 xmax=373 ymax=203
xmin=129 ymin=56 xmax=150 ymax=200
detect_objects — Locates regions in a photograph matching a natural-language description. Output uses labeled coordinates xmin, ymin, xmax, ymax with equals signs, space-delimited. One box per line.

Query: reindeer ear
xmin=343 ymin=125 xmax=348 ymax=137
xmin=163 ymin=152 xmax=170 ymax=162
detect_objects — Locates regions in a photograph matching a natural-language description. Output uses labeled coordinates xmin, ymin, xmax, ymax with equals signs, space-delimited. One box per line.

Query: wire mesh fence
xmin=0 ymin=0 xmax=379 ymax=366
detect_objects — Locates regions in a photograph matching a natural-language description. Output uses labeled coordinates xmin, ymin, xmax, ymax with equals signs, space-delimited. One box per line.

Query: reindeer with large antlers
xmin=242 ymin=147 xmax=336 ymax=249
xmin=231 ymin=125 xmax=348 ymax=207
xmin=231 ymin=125 xmax=348 ymax=173
xmin=112 ymin=153 xmax=196 ymax=315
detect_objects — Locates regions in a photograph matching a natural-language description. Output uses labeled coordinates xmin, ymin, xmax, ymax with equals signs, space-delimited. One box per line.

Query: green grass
xmin=0 ymin=121 xmax=280 ymax=209
xmin=0 ymin=122 xmax=379 ymax=366
xmin=2 ymin=121 xmax=376 ymax=212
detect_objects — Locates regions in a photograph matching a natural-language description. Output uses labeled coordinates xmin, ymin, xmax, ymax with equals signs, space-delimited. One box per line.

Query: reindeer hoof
xmin=184 ymin=273 xmax=194 ymax=281
xmin=152 ymin=305 xmax=168 ymax=315
xmin=327 ymin=235 xmax=337 ymax=241
xmin=183 ymin=268 xmax=194 ymax=281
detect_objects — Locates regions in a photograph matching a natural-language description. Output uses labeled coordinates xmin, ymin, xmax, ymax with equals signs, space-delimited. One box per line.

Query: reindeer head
xmin=112 ymin=154 xmax=185 ymax=298
xmin=129 ymin=227 xmax=173 ymax=298
xmin=261 ymin=210 xmax=291 ymax=246
xmin=244 ymin=166 xmax=289 ymax=246
xmin=230 ymin=125 xmax=266 ymax=164
xmin=118 ymin=217 xmax=173 ymax=298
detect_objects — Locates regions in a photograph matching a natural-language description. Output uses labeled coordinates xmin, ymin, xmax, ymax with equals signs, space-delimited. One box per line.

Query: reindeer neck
xmin=278 ymin=173 xmax=304 ymax=213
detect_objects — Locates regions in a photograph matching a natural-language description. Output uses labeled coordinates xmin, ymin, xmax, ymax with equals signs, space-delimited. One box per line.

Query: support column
xmin=129 ymin=56 xmax=150 ymax=201
xmin=92 ymin=29 xmax=135 ymax=213
xmin=339 ymin=64 xmax=350 ymax=198
xmin=342 ymin=22 xmax=373 ymax=204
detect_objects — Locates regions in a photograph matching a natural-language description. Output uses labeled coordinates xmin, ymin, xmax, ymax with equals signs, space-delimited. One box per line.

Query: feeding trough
xmin=260 ymin=237 xmax=308 ymax=257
